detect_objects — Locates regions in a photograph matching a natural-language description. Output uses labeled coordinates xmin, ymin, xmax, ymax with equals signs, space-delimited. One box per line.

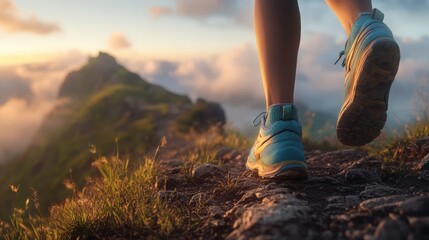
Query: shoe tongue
xmin=265 ymin=104 xmax=298 ymax=127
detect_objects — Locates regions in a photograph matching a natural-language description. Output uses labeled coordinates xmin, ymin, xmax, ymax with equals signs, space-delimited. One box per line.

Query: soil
xmin=156 ymin=136 xmax=429 ymax=240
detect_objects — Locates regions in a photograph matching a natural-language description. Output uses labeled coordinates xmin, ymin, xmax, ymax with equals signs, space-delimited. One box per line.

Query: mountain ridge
xmin=0 ymin=52 xmax=225 ymax=218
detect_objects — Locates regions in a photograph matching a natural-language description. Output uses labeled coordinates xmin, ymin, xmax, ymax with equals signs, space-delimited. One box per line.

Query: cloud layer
xmin=0 ymin=51 xmax=85 ymax=163
xmin=124 ymin=33 xmax=429 ymax=129
xmin=0 ymin=0 xmax=60 ymax=34
xmin=1 ymin=33 xmax=428 ymax=162
xmin=149 ymin=0 xmax=252 ymax=27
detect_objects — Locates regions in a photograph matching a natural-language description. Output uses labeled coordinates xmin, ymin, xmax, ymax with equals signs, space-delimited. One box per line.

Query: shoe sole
xmin=337 ymin=38 xmax=400 ymax=146
xmin=246 ymin=159 xmax=308 ymax=180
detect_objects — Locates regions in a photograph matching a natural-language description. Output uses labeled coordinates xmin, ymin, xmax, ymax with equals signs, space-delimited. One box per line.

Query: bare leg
xmin=254 ymin=0 xmax=300 ymax=108
xmin=325 ymin=0 xmax=372 ymax=35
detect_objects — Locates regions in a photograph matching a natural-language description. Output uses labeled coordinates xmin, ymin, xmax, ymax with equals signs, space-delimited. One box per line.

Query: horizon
xmin=1 ymin=0 xmax=429 ymax=162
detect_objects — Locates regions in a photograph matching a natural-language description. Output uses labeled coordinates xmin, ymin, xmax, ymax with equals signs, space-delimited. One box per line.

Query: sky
xmin=1 ymin=0 xmax=429 ymax=162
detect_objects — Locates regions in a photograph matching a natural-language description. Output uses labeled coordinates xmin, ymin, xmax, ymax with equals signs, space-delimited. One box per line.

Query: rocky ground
xmin=157 ymin=136 xmax=429 ymax=240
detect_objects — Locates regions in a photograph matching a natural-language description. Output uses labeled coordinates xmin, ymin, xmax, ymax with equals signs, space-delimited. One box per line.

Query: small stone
xmin=359 ymin=185 xmax=403 ymax=199
xmin=155 ymin=175 xmax=181 ymax=190
xmin=192 ymin=163 xmax=226 ymax=181
xmin=326 ymin=196 xmax=344 ymax=203
xmin=345 ymin=168 xmax=382 ymax=183
xmin=215 ymin=147 xmax=232 ymax=159
xmin=414 ymin=136 xmax=429 ymax=147
xmin=417 ymin=153 xmax=429 ymax=171
xmin=223 ymin=150 xmax=241 ymax=161
xmin=373 ymin=219 xmax=409 ymax=240
xmin=359 ymin=195 xmax=408 ymax=212
xmin=400 ymin=196 xmax=429 ymax=217
xmin=345 ymin=195 xmax=360 ymax=207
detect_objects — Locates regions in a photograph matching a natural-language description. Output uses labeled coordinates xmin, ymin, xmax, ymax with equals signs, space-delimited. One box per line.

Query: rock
xmin=175 ymin=98 xmax=226 ymax=132
xmin=326 ymin=196 xmax=344 ymax=203
xmin=159 ymin=158 xmax=184 ymax=168
xmin=419 ymin=171 xmax=429 ymax=182
xmin=345 ymin=168 xmax=382 ymax=183
xmin=359 ymin=195 xmax=408 ymax=212
xmin=408 ymin=217 xmax=429 ymax=240
xmin=227 ymin=194 xmax=312 ymax=240
xmin=359 ymin=185 xmax=403 ymax=199
xmin=192 ymin=164 xmax=226 ymax=181
xmin=155 ymin=175 xmax=181 ymax=190
xmin=215 ymin=147 xmax=242 ymax=161
xmin=215 ymin=147 xmax=232 ymax=160
xmin=345 ymin=195 xmax=361 ymax=206
xmin=400 ymin=196 xmax=429 ymax=217
xmin=414 ymin=137 xmax=429 ymax=147
xmin=373 ymin=219 xmax=409 ymax=240
xmin=417 ymin=153 xmax=429 ymax=171
xmin=223 ymin=150 xmax=242 ymax=161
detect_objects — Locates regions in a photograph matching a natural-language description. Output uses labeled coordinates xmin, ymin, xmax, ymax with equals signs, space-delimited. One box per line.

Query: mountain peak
xmin=58 ymin=52 xmax=144 ymax=99
xmin=88 ymin=52 xmax=117 ymax=66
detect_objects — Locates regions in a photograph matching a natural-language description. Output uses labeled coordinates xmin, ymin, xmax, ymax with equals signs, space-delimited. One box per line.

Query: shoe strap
xmin=265 ymin=104 xmax=299 ymax=127
xmin=371 ymin=8 xmax=384 ymax=21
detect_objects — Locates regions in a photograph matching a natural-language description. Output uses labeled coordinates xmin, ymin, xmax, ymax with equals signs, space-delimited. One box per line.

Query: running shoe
xmin=336 ymin=8 xmax=400 ymax=146
xmin=246 ymin=104 xmax=307 ymax=179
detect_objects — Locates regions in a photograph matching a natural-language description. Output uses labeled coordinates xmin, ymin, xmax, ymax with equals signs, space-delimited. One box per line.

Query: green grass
xmin=365 ymin=91 xmax=429 ymax=167
xmin=0 ymin=143 xmax=189 ymax=239
xmin=0 ymin=127 xmax=251 ymax=239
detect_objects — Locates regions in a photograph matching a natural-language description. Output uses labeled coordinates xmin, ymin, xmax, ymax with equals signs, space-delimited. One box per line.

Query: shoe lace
xmin=334 ymin=50 xmax=346 ymax=67
xmin=252 ymin=112 xmax=266 ymax=127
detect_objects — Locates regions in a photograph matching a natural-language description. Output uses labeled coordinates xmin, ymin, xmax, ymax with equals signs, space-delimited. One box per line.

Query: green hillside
xmin=0 ymin=52 xmax=224 ymax=218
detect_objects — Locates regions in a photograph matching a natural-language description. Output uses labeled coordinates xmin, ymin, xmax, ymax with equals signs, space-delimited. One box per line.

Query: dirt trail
xmin=156 ymin=136 xmax=429 ymax=240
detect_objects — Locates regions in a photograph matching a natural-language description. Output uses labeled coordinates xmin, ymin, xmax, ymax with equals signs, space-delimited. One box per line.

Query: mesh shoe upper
xmin=247 ymin=104 xmax=306 ymax=168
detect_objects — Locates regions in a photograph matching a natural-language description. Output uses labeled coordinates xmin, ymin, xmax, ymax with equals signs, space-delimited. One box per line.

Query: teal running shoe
xmin=246 ymin=104 xmax=307 ymax=180
xmin=336 ymin=8 xmax=400 ymax=146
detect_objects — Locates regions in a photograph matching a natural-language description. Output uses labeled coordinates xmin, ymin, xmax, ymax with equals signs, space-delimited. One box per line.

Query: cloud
xmin=0 ymin=0 xmax=60 ymax=34
xmin=149 ymin=6 xmax=173 ymax=18
xmin=175 ymin=0 xmax=238 ymax=18
xmin=175 ymin=43 xmax=264 ymax=107
xmin=0 ymin=69 xmax=33 ymax=104
xmin=123 ymin=33 xmax=429 ymax=130
xmin=380 ymin=0 xmax=429 ymax=11
xmin=149 ymin=0 xmax=252 ymax=27
xmin=108 ymin=32 xmax=131 ymax=50
xmin=0 ymin=98 xmax=55 ymax=163
xmin=0 ymin=51 xmax=86 ymax=163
